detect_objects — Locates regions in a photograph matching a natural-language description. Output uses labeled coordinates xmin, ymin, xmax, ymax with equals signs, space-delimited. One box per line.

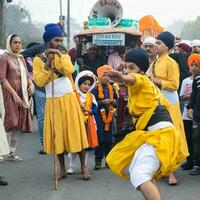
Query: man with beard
xmin=80 ymin=42 xmax=107 ymax=76
xmin=191 ymin=39 xmax=200 ymax=54
xmin=143 ymin=37 xmax=157 ymax=65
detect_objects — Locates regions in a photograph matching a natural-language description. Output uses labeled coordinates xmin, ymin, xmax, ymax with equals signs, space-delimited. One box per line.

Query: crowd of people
xmin=0 ymin=22 xmax=200 ymax=200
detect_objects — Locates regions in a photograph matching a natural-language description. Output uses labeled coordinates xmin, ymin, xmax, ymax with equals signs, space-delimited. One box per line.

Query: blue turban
xmin=43 ymin=23 xmax=63 ymax=43
xmin=157 ymin=31 xmax=174 ymax=50
xmin=125 ymin=48 xmax=149 ymax=73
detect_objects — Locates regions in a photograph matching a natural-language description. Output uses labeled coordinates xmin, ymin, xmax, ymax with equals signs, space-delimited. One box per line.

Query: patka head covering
xmin=75 ymin=70 xmax=97 ymax=93
xmin=143 ymin=37 xmax=156 ymax=46
xmin=178 ymin=42 xmax=191 ymax=54
xmin=190 ymin=39 xmax=200 ymax=47
xmin=97 ymin=65 xmax=113 ymax=79
xmin=78 ymin=76 xmax=95 ymax=87
xmin=157 ymin=31 xmax=175 ymax=50
xmin=125 ymin=48 xmax=149 ymax=73
xmin=188 ymin=53 xmax=200 ymax=68
xmin=43 ymin=23 xmax=63 ymax=44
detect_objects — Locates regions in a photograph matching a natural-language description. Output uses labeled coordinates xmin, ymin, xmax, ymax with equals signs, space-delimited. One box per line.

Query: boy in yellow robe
xmin=106 ymin=48 xmax=186 ymax=200
xmin=33 ymin=23 xmax=90 ymax=180
xmin=149 ymin=31 xmax=188 ymax=185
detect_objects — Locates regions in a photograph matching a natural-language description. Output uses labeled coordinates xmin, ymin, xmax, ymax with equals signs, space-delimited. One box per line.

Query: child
xmin=187 ymin=53 xmax=200 ymax=175
xmin=105 ymin=48 xmax=185 ymax=200
xmin=92 ymin=65 xmax=118 ymax=170
xmin=67 ymin=70 xmax=98 ymax=178
xmin=180 ymin=54 xmax=198 ymax=170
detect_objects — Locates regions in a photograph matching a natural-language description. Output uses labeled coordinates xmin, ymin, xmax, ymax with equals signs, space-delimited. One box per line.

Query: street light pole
xmin=59 ymin=0 xmax=62 ymax=18
xmin=0 ymin=0 xmax=5 ymax=48
xmin=67 ymin=0 xmax=70 ymax=50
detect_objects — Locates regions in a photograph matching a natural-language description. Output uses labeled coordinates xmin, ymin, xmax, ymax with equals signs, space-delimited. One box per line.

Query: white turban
xmin=86 ymin=42 xmax=97 ymax=50
xmin=191 ymin=39 xmax=200 ymax=47
xmin=143 ymin=37 xmax=156 ymax=46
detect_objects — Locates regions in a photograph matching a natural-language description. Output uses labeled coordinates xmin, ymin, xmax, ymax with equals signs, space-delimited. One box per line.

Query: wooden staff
xmin=51 ymin=61 xmax=58 ymax=190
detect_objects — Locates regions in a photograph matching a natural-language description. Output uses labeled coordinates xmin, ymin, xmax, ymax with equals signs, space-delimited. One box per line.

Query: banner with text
xmin=93 ymin=33 xmax=125 ymax=46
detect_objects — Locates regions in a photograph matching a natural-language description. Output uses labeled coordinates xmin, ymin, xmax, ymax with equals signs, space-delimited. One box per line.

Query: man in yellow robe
xmin=106 ymin=48 xmax=186 ymax=200
xmin=33 ymin=23 xmax=90 ymax=180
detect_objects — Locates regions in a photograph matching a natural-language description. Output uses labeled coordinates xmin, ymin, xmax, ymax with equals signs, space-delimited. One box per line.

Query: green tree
xmin=4 ymin=3 xmax=43 ymax=48
xmin=167 ymin=17 xmax=200 ymax=40
xmin=181 ymin=17 xmax=200 ymax=39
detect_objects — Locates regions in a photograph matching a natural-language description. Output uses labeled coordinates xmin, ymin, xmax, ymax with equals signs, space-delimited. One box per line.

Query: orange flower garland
xmin=83 ymin=93 xmax=93 ymax=122
xmin=98 ymin=83 xmax=114 ymax=131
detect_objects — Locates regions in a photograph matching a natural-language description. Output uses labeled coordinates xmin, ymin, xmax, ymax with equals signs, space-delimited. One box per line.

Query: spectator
xmin=0 ymin=34 xmax=34 ymax=161
xmin=80 ymin=42 xmax=107 ymax=76
xmin=187 ymin=54 xmax=200 ymax=175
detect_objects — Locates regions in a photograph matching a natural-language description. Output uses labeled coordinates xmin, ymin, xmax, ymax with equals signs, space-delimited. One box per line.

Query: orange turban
xmin=97 ymin=65 xmax=113 ymax=79
xmin=188 ymin=53 xmax=200 ymax=68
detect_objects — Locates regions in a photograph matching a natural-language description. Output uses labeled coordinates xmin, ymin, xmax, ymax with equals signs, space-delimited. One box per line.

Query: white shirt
xmin=180 ymin=76 xmax=193 ymax=120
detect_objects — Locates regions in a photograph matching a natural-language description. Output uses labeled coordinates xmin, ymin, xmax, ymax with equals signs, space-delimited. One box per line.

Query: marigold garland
xmin=83 ymin=93 xmax=93 ymax=122
xmin=98 ymin=83 xmax=114 ymax=131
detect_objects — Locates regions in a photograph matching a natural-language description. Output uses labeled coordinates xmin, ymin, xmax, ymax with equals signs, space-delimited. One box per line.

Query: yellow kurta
xmin=33 ymin=53 xmax=88 ymax=154
xmin=106 ymin=73 xmax=186 ymax=180
xmin=149 ymin=54 xmax=188 ymax=156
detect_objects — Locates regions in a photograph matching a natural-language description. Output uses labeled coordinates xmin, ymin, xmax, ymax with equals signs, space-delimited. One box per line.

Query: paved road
xmin=1 ymin=121 xmax=200 ymax=200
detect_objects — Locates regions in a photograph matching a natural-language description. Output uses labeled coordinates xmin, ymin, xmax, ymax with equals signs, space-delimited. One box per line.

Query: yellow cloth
xmin=127 ymin=73 xmax=169 ymax=129
xmin=33 ymin=53 xmax=88 ymax=154
xmin=33 ymin=53 xmax=75 ymax=87
xmin=149 ymin=53 xmax=189 ymax=156
xmin=149 ymin=54 xmax=180 ymax=91
xmin=168 ymin=102 xmax=189 ymax=156
xmin=106 ymin=73 xmax=186 ymax=180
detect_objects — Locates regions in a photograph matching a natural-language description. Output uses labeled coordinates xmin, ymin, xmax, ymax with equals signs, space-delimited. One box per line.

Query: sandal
xmin=168 ymin=174 xmax=178 ymax=186
xmin=81 ymin=167 xmax=91 ymax=181
xmin=7 ymin=153 xmax=23 ymax=162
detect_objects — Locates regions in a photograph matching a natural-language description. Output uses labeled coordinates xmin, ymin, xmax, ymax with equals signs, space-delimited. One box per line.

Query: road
xmin=1 ymin=120 xmax=200 ymax=200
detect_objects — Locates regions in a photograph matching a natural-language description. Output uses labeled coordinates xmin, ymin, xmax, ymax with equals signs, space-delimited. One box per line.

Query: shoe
xmin=189 ymin=166 xmax=200 ymax=175
xmin=0 ymin=156 xmax=3 ymax=162
xmin=94 ymin=164 xmax=101 ymax=170
xmin=7 ymin=153 xmax=23 ymax=161
xmin=67 ymin=168 xmax=75 ymax=175
xmin=0 ymin=177 xmax=8 ymax=186
xmin=181 ymin=162 xmax=193 ymax=170
xmin=38 ymin=149 xmax=46 ymax=155
xmin=94 ymin=160 xmax=101 ymax=170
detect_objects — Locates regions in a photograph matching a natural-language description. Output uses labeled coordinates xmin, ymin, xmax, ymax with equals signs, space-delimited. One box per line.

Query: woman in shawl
xmin=0 ymin=34 xmax=34 ymax=161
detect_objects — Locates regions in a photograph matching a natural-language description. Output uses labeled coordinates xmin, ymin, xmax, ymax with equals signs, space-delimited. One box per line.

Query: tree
xmin=167 ymin=17 xmax=200 ymax=40
xmin=4 ymin=3 xmax=43 ymax=48
xmin=3 ymin=3 xmax=82 ymax=49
